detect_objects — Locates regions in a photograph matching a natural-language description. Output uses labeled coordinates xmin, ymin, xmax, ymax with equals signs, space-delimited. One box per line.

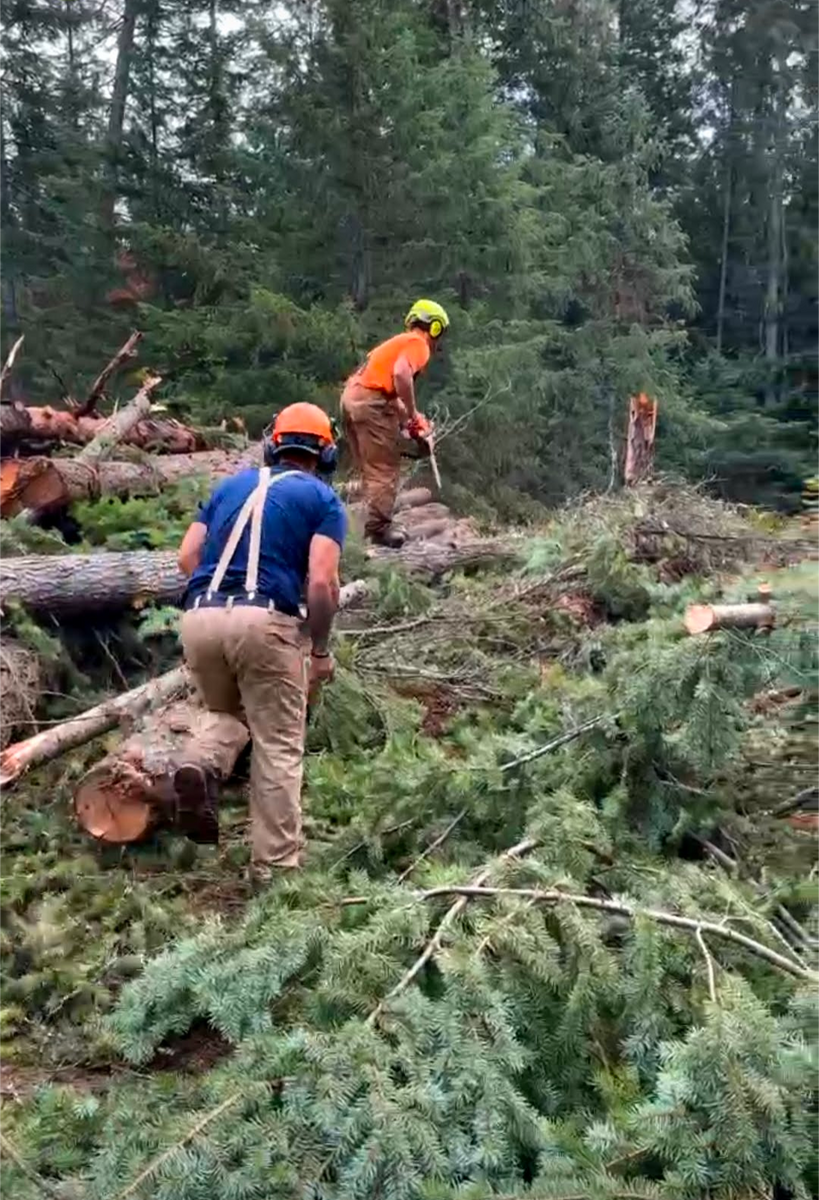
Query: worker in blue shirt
xmin=175 ymin=403 xmax=347 ymax=884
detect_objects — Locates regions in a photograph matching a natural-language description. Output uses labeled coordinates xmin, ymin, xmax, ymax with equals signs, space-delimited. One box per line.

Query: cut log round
xmin=74 ymin=699 xmax=249 ymax=844
xmin=0 ymin=448 xmax=263 ymax=519
xmin=684 ymin=602 xmax=775 ymax=635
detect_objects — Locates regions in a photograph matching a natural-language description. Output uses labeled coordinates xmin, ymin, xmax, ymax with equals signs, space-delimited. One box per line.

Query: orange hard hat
xmin=272 ymin=402 xmax=334 ymax=447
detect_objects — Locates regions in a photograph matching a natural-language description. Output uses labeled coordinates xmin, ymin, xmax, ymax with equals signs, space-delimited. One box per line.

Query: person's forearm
xmin=394 ymin=372 xmax=416 ymax=419
xmin=306 ymin=581 xmax=337 ymax=653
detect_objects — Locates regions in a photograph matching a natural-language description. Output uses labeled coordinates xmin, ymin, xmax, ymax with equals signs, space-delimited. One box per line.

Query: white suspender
xmin=204 ymin=469 xmax=299 ymax=603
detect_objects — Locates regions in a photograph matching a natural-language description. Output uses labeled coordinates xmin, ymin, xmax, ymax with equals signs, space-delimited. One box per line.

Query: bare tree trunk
xmin=716 ymin=82 xmax=735 ymax=355
xmin=763 ymin=52 xmax=787 ymax=400
xmin=624 ymin=393 xmax=658 ymax=486
xmin=102 ymin=0 xmax=139 ymax=226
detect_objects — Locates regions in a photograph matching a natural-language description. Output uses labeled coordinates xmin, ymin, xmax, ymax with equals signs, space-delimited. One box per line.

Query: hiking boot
xmin=173 ymin=763 xmax=219 ymax=845
xmin=367 ymin=525 xmax=406 ymax=549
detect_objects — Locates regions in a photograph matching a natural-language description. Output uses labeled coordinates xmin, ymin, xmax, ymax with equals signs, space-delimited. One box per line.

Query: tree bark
xmin=684 ymin=602 xmax=775 ymax=635
xmin=0 ymin=403 xmax=212 ymax=455
xmin=0 ymin=532 xmax=514 ymax=614
xmin=624 ymin=393 xmax=658 ymax=486
xmin=716 ymin=80 xmax=735 ymax=355
xmin=0 ymin=550 xmax=186 ymax=613
xmin=0 ymin=666 xmax=189 ymax=787
xmin=0 ymin=447 xmax=263 ymax=519
xmin=102 ymin=0 xmax=139 ymax=226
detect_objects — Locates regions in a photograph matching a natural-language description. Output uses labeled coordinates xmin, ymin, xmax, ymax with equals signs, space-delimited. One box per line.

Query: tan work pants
xmin=180 ymin=606 xmax=309 ymax=869
xmin=340 ymin=382 xmax=401 ymax=538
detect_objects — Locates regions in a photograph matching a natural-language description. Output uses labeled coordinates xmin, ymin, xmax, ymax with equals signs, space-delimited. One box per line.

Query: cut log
xmin=0 ymin=666 xmax=189 ymax=788
xmin=684 ymin=602 xmax=776 ymax=635
xmin=0 ymin=403 xmax=211 ymax=455
xmin=1 ymin=535 xmax=515 ymax=615
xmin=76 ymin=373 xmax=161 ymax=465
xmin=70 ymin=577 xmax=369 ymax=842
xmin=400 ymin=503 xmax=450 ymax=528
xmin=404 ymin=518 xmax=451 ymax=542
xmin=79 ymin=331 xmax=142 ymax=417
xmin=74 ymin=698 xmax=249 ymax=843
xmin=0 ymin=550 xmax=186 ymax=613
xmin=0 ymin=448 xmax=263 ymax=519
xmin=624 ymin=393 xmax=658 ymax=486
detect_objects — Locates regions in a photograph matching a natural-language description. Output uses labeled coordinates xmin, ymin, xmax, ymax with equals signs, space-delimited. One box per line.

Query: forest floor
xmin=1 ymin=478 xmax=817 ymax=1199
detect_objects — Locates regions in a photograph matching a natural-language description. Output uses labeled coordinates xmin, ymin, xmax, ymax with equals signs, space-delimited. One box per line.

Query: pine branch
xmin=496 ymin=718 xmax=604 ymax=773
xmin=0 ymin=1132 xmax=64 ymax=1200
xmin=367 ymin=837 xmax=539 ymax=1026
xmin=416 ymin=886 xmax=817 ymax=981
xmin=396 ymin=809 xmax=467 ymax=883
xmin=112 ymin=1091 xmax=244 ymax=1200
xmin=77 ymin=330 xmax=143 ymax=417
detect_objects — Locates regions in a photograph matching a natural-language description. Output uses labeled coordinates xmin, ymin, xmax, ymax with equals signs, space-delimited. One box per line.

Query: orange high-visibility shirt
xmin=349 ymin=331 xmax=430 ymax=396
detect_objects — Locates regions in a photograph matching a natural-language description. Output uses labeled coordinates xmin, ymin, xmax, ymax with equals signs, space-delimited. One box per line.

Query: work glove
xmin=406 ymin=412 xmax=431 ymax=439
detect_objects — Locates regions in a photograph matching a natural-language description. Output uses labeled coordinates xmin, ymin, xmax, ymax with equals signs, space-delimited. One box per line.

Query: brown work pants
xmin=180 ymin=606 xmax=309 ymax=869
xmin=340 ymin=382 xmax=401 ymax=538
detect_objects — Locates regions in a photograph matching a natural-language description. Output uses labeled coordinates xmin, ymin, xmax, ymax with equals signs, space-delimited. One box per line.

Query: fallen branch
xmin=416 ymin=886 xmax=816 ymax=981
xmin=396 ymin=809 xmax=467 ymax=883
xmin=497 ymin=718 xmax=603 ymax=772
xmin=78 ymin=330 xmax=142 ymax=417
xmin=367 ymin=837 xmax=538 ymax=1025
xmin=112 ymin=1091 xmax=243 ymax=1200
xmin=77 ymin=373 xmax=162 ymax=466
xmin=0 ymin=666 xmax=189 ymax=788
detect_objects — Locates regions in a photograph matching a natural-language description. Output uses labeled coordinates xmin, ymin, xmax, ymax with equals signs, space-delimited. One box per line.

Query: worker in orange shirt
xmin=341 ymin=299 xmax=449 ymax=547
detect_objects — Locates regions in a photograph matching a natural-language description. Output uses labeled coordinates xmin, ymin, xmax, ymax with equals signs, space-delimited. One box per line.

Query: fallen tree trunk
xmin=70 ymin=578 xmax=368 ymax=842
xmin=0 ymin=527 xmax=509 ymax=613
xmin=0 ymin=447 xmax=263 ymax=519
xmin=0 ymin=550 xmax=186 ymax=613
xmin=0 ymin=666 xmax=189 ymax=787
xmin=684 ymin=602 xmax=776 ymax=635
xmin=0 ymin=403 xmax=212 ymax=455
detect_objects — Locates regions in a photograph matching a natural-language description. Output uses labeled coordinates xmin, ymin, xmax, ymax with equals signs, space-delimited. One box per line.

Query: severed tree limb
xmin=695 ymin=925 xmax=718 ymax=1002
xmin=78 ymin=329 xmax=142 ymax=417
xmin=0 ymin=334 xmax=25 ymax=404
xmin=416 ymin=886 xmax=817 ymax=981
xmin=0 ymin=666 xmax=189 ymax=788
xmin=367 ymin=837 xmax=539 ymax=1025
xmin=77 ymin=372 xmax=162 ymax=466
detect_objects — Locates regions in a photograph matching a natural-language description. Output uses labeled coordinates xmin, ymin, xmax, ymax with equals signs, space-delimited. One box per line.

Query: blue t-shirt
xmin=185 ymin=467 xmax=347 ymax=614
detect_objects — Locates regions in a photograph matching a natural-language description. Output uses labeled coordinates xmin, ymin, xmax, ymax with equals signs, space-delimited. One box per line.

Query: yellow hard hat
xmin=404 ymin=299 xmax=450 ymax=339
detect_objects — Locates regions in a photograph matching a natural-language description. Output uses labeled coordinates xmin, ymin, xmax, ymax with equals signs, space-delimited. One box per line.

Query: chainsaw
xmin=402 ymin=414 xmax=442 ymax=491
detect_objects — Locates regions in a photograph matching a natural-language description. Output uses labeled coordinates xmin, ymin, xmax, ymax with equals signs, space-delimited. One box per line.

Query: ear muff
xmin=262 ymin=420 xmax=338 ymax=477
xmin=428 ymin=318 xmax=443 ymax=339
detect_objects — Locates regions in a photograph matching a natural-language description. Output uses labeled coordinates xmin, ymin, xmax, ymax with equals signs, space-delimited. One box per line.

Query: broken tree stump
xmin=684 ymin=601 xmax=776 ymax=635
xmin=624 ymin=393 xmax=658 ymax=487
